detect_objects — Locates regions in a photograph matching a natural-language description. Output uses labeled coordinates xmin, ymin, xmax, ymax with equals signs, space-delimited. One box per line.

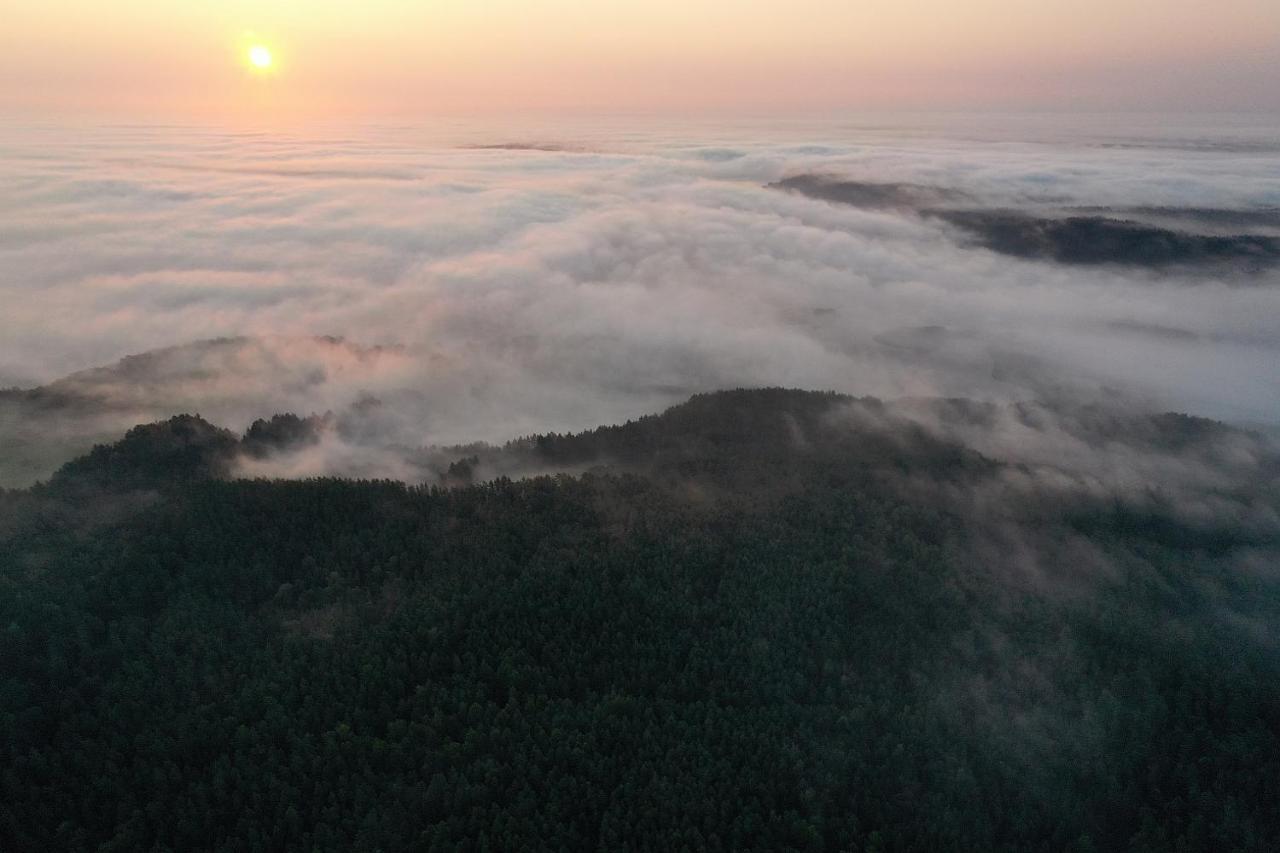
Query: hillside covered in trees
xmin=2 ymin=389 xmax=1278 ymax=852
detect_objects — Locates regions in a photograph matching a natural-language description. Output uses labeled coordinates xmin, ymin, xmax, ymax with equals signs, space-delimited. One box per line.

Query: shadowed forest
xmin=2 ymin=389 xmax=1277 ymax=851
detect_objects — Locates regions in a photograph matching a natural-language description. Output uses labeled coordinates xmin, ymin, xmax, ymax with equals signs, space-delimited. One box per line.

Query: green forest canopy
xmin=2 ymin=389 xmax=1277 ymax=852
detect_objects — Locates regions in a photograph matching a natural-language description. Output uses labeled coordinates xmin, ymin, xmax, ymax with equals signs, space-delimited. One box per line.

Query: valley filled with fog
xmin=3 ymin=114 xmax=1278 ymax=485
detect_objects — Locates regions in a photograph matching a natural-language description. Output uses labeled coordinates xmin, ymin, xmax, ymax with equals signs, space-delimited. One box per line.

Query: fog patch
xmin=769 ymin=174 xmax=965 ymax=211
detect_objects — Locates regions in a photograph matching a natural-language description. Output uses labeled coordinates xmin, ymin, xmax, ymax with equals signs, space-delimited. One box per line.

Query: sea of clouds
xmin=2 ymin=113 xmax=1278 ymax=482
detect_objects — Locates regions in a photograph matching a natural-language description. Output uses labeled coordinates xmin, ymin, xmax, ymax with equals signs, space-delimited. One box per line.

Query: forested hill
xmin=2 ymin=389 xmax=1278 ymax=852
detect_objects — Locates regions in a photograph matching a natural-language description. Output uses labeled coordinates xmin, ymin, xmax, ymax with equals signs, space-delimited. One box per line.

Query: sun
xmin=247 ymin=45 xmax=273 ymax=71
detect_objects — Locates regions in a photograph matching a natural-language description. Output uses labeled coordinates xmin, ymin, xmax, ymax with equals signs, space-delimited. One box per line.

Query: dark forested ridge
xmin=769 ymin=175 xmax=1280 ymax=272
xmin=2 ymin=389 xmax=1278 ymax=852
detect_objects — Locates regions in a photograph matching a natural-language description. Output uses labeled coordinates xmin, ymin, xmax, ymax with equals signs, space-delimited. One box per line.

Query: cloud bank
xmin=2 ymin=115 xmax=1279 ymax=483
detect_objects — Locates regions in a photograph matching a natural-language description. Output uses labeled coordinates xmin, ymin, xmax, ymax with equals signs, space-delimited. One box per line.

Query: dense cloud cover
xmin=2 ymin=115 xmax=1279 ymax=483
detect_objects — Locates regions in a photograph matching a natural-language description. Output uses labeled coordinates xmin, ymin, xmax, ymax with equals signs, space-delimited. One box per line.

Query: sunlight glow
xmin=247 ymin=45 xmax=273 ymax=71
xmin=2 ymin=0 xmax=1277 ymax=116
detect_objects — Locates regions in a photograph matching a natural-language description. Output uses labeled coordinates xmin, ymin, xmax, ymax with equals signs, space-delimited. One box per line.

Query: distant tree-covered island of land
xmin=2 ymin=389 xmax=1277 ymax=852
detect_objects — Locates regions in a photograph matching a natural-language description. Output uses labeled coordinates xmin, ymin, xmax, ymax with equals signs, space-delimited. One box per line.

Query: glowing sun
xmin=247 ymin=45 xmax=273 ymax=70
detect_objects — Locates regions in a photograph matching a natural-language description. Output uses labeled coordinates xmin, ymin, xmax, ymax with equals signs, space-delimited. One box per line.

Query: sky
xmin=2 ymin=1 xmax=1280 ymax=119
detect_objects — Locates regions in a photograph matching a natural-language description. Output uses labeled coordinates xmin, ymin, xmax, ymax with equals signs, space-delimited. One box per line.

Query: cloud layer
xmin=2 ymin=115 xmax=1279 ymax=482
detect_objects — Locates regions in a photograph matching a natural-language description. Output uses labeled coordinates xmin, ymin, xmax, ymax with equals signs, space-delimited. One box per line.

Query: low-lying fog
xmin=2 ymin=114 xmax=1278 ymax=484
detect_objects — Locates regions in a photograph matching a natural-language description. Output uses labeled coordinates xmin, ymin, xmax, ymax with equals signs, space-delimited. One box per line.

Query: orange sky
xmin=3 ymin=0 xmax=1278 ymax=119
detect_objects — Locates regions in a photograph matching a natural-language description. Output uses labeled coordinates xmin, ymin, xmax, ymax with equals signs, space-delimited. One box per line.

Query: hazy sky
xmin=3 ymin=1 xmax=1279 ymax=119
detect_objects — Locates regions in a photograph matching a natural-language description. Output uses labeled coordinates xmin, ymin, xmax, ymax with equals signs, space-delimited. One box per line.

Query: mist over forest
xmin=4 ymin=117 xmax=1280 ymax=482
xmin=3 ymin=115 xmax=1279 ymax=851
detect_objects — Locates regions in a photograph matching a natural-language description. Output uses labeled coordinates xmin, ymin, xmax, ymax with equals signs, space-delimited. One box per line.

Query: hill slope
xmin=0 ymin=336 xmax=407 ymax=488
xmin=2 ymin=389 xmax=1278 ymax=852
